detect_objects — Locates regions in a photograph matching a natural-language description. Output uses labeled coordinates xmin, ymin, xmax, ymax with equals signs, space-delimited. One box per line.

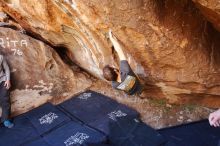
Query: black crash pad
xmin=43 ymin=121 xmax=107 ymax=146
xmin=24 ymin=102 xmax=71 ymax=135
xmin=58 ymin=90 xmax=139 ymax=134
xmin=0 ymin=116 xmax=38 ymax=146
xmin=158 ymin=120 xmax=220 ymax=146
xmin=21 ymin=138 xmax=50 ymax=146
xmin=108 ymin=117 xmax=167 ymax=146
xmin=1 ymin=90 xmax=200 ymax=146
xmin=58 ymin=90 xmax=139 ymax=122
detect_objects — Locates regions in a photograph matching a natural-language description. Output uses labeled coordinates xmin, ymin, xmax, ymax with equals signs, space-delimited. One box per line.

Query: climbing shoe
xmin=3 ymin=120 xmax=14 ymax=128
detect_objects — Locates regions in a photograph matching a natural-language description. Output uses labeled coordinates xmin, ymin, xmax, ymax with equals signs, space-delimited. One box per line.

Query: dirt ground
xmin=88 ymin=79 xmax=214 ymax=129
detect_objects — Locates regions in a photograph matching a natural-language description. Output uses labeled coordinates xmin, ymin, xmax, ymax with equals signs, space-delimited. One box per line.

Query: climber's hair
xmin=103 ymin=65 xmax=118 ymax=81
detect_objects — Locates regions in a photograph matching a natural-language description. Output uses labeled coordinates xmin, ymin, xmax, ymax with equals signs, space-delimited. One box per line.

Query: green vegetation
xmin=149 ymin=98 xmax=167 ymax=107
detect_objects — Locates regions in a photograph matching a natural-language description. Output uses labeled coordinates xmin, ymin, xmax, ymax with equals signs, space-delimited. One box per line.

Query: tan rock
xmin=0 ymin=0 xmax=220 ymax=107
xmin=0 ymin=27 xmax=92 ymax=116
xmin=192 ymin=0 xmax=220 ymax=32
xmin=0 ymin=11 xmax=7 ymax=22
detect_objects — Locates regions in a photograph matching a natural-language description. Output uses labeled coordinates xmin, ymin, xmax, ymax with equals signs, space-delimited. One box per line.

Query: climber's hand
xmin=109 ymin=30 xmax=126 ymax=60
xmin=109 ymin=30 xmax=122 ymax=52
xmin=209 ymin=109 xmax=220 ymax=127
xmin=4 ymin=80 xmax=11 ymax=89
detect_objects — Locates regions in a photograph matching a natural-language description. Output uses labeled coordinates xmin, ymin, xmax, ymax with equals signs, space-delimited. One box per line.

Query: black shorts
xmin=0 ymin=81 xmax=10 ymax=122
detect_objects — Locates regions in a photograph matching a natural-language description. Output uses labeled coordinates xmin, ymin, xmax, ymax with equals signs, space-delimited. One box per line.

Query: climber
xmin=209 ymin=109 xmax=220 ymax=127
xmin=0 ymin=53 xmax=14 ymax=128
xmin=102 ymin=30 xmax=142 ymax=95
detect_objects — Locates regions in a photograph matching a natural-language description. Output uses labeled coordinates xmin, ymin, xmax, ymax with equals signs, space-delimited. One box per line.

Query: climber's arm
xmin=2 ymin=56 xmax=11 ymax=89
xmin=2 ymin=56 xmax=10 ymax=81
xmin=109 ymin=30 xmax=126 ymax=61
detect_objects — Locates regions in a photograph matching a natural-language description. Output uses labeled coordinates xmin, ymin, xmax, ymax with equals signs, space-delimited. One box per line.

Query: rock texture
xmin=193 ymin=0 xmax=220 ymax=32
xmin=0 ymin=0 xmax=220 ymax=107
xmin=0 ymin=27 xmax=92 ymax=116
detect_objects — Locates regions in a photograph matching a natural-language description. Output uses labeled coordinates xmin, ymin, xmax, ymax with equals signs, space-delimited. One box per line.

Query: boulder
xmin=0 ymin=0 xmax=220 ymax=107
xmin=192 ymin=0 xmax=220 ymax=32
xmin=0 ymin=27 xmax=92 ymax=116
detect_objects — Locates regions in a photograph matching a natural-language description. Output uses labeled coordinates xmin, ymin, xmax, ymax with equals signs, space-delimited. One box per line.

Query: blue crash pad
xmin=158 ymin=120 xmax=220 ymax=146
xmin=87 ymin=143 xmax=113 ymax=146
xmin=24 ymin=103 xmax=71 ymax=135
xmin=58 ymin=90 xmax=125 ymax=122
xmin=58 ymin=90 xmax=139 ymax=134
xmin=43 ymin=121 xmax=107 ymax=146
xmin=21 ymin=138 xmax=50 ymax=146
xmin=108 ymin=117 xmax=167 ymax=146
xmin=22 ymin=137 xmax=113 ymax=146
xmin=88 ymin=106 xmax=139 ymax=134
xmin=0 ymin=115 xmax=38 ymax=146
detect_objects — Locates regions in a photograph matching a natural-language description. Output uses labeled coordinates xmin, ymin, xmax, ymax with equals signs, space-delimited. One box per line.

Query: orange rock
xmin=0 ymin=27 xmax=92 ymax=116
xmin=193 ymin=0 xmax=220 ymax=32
xmin=1 ymin=0 xmax=220 ymax=107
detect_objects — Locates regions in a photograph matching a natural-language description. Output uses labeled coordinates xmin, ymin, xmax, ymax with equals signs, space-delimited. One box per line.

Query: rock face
xmin=193 ymin=0 xmax=220 ymax=32
xmin=0 ymin=27 xmax=92 ymax=116
xmin=0 ymin=0 xmax=220 ymax=107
